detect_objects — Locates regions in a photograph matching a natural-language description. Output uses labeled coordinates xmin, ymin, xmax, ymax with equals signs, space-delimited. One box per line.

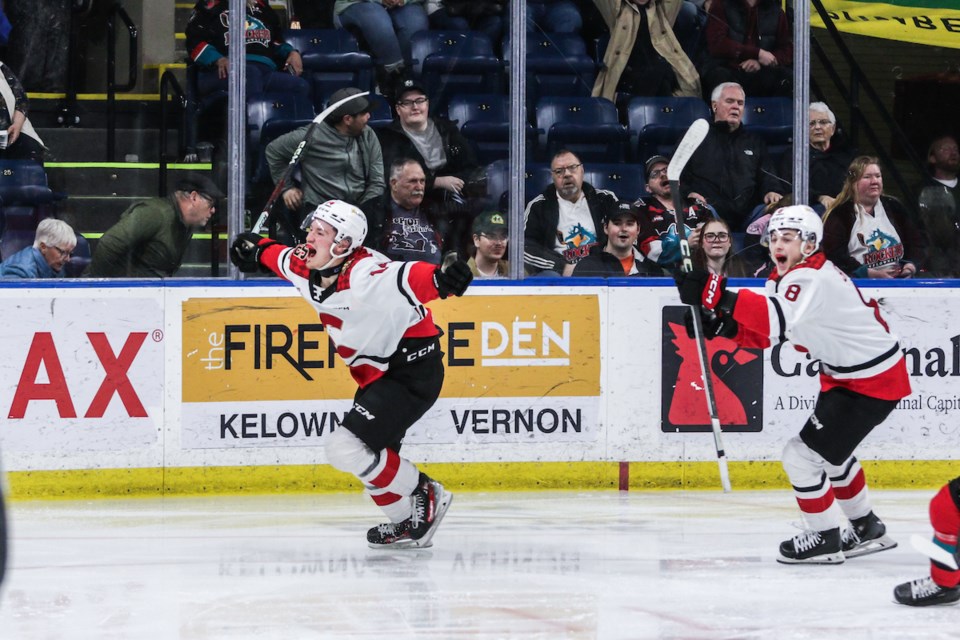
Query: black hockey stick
xmin=667 ymin=118 xmax=732 ymax=493
xmin=251 ymin=90 xmax=371 ymax=234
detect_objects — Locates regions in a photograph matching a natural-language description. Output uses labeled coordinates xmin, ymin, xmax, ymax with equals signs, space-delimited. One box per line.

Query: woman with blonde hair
xmin=823 ymin=156 xmax=924 ymax=278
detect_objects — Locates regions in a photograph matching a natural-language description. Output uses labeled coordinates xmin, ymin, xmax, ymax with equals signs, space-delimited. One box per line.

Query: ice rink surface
xmin=0 ymin=489 xmax=956 ymax=639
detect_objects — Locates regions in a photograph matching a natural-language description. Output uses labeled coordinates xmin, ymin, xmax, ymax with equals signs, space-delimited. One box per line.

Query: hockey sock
xmin=359 ymin=448 xmax=420 ymax=523
xmin=782 ymin=436 xmax=845 ymax=531
xmin=929 ymin=483 xmax=960 ymax=588
xmin=827 ymin=456 xmax=872 ymax=521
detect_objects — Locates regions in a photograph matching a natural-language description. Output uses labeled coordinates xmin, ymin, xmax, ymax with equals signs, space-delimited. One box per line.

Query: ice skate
xmin=367 ymin=519 xmax=423 ymax=549
xmin=893 ymin=576 xmax=960 ymax=607
xmin=777 ymin=527 xmax=844 ymax=564
xmin=408 ymin=473 xmax=453 ymax=549
xmin=841 ymin=511 xmax=897 ymax=559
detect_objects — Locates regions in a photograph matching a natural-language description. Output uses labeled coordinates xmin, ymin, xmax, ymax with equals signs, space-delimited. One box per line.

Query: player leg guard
xmin=827 ymin=456 xmax=871 ymax=520
xmin=929 ymin=482 xmax=960 ymax=588
xmin=781 ymin=436 xmax=844 ymax=532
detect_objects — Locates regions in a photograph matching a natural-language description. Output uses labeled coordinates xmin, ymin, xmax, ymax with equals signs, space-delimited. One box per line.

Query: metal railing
xmin=105 ymin=2 xmax=139 ymax=161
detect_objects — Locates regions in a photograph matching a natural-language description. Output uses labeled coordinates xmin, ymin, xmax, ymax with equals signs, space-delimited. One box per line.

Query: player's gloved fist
xmin=683 ymin=308 xmax=739 ymax=341
xmin=675 ymin=268 xmax=736 ymax=313
xmin=434 ymin=260 xmax=473 ymax=299
xmin=230 ymin=232 xmax=276 ymax=273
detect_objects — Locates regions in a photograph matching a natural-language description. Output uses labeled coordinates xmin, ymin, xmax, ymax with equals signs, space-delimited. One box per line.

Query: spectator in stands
xmin=590 ymin=0 xmax=701 ymax=101
xmin=573 ymin=202 xmax=661 ymax=277
xmin=679 ymin=82 xmax=784 ymax=231
xmin=85 ymin=174 xmax=223 ymax=278
xmin=185 ymin=0 xmax=309 ymax=99
xmin=692 ymin=217 xmax=749 ymax=276
xmin=917 ymin=134 xmax=959 ymax=210
xmin=4 ymin=0 xmax=71 ymax=92
xmin=366 ymin=157 xmax=446 ymax=264
xmin=524 ymin=149 xmax=620 ymax=276
xmin=334 ymin=0 xmax=427 ymax=100
xmin=468 ymin=211 xmax=510 ymax=278
xmin=528 ymin=0 xmax=583 ymax=33
xmin=700 ymin=0 xmax=792 ymax=99
xmin=266 ymin=87 xmax=384 ymax=223
xmin=914 ymin=135 xmax=960 ymax=277
xmin=636 ymin=154 xmax=713 ymax=272
xmin=426 ymin=0 xmax=504 ymax=50
xmin=822 ymin=156 xmax=924 ymax=279
xmin=0 ymin=61 xmax=44 ymax=161
xmin=0 ymin=218 xmax=75 ymax=278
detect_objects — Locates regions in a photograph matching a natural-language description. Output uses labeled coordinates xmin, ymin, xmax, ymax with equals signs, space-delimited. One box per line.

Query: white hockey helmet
xmin=301 ymin=199 xmax=368 ymax=258
xmin=764 ymin=205 xmax=823 ymax=256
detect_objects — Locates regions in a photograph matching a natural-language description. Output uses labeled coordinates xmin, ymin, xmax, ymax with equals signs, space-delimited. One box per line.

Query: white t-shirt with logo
xmin=553 ymin=194 xmax=598 ymax=264
xmin=847 ymin=200 xmax=904 ymax=273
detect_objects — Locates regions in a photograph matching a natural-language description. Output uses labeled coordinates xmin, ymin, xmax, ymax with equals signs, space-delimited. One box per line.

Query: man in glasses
xmin=636 ymin=154 xmax=713 ymax=273
xmin=523 ymin=149 xmax=620 ymax=276
xmin=468 ymin=211 xmax=510 ymax=278
xmin=0 ymin=218 xmax=77 ymax=278
xmin=86 ymin=173 xmax=224 ymax=277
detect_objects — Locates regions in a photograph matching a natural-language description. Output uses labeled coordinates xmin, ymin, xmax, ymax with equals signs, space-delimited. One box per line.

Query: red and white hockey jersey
xmin=260 ymin=243 xmax=442 ymax=387
xmin=732 ymin=252 xmax=911 ymax=401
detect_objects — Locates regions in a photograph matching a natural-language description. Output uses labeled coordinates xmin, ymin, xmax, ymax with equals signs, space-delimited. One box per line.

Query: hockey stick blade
xmin=667 ymin=119 xmax=709 ymax=182
xmin=911 ymin=534 xmax=959 ymax=570
xmin=252 ymin=90 xmax=371 ymax=233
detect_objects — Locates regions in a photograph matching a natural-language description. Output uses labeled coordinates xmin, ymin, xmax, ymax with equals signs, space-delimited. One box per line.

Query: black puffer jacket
xmin=376 ymin=117 xmax=480 ymax=194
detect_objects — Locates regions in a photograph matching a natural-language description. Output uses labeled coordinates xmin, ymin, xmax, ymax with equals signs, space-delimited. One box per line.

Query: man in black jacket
xmin=523 ymin=150 xmax=620 ymax=276
xmin=573 ymin=202 xmax=661 ymax=277
xmin=679 ymin=82 xmax=784 ymax=231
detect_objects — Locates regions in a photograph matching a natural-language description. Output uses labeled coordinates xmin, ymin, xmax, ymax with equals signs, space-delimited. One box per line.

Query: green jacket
xmin=86 ymin=196 xmax=194 ymax=277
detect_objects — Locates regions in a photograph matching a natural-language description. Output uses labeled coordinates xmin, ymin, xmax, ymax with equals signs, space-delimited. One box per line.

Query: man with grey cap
xmin=634 ymin=153 xmax=713 ymax=273
xmin=265 ymin=86 xmax=384 ymax=223
xmin=86 ymin=173 xmax=224 ymax=277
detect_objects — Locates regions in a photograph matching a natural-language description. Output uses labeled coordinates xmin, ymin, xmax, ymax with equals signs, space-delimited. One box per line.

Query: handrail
xmin=159 ymin=70 xmax=187 ymax=195
xmin=809 ymin=0 xmax=926 ymax=219
xmin=105 ymin=2 xmax=139 ymax=161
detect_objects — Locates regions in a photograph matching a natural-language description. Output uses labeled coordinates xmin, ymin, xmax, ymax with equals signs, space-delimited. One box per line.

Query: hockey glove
xmin=684 ymin=308 xmax=739 ymax=341
xmin=434 ymin=260 xmax=473 ymax=299
xmin=230 ymin=232 xmax=276 ymax=273
xmin=675 ymin=269 xmax=738 ymax=314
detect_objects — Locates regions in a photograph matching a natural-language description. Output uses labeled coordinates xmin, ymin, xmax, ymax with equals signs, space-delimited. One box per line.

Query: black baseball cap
xmin=604 ymin=202 xmax=641 ymax=224
xmin=644 ymin=154 xmax=670 ymax=180
xmin=176 ymin=172 xmax=225 ymax=200
xmin=393 ymin=78 xmax=428 ymax=106
xmin=326 ymin=87 xmax=372 ymax=122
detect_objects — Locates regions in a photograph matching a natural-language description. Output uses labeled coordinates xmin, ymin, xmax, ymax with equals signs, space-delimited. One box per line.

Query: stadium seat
xmin=485 ymin=160 xmax=552 ymax=213
xmin=410 ymin=31 xmax=503 ymax=116
xmin=283 ymin=28 xmax=375 ymax=111
xmin=184 ymin=64 xmax=228 ymax=157
xmin=505 ymin=33 xmax=596 ymax=105
xmin=246 ymin=92 xmax=315 ymax=184
xmin=626 ymin=96 xmax=710 ymax=160
xmin=0 ymin=160 xmax=62 ymax=206
xmin=741 ymin=96 xmax=793 ymax=147
xmin=63 ymin=232 xmax=91 ymax=278
xmin=366 ymin=96 xmax=395 ymax=131
xmin=447 ymin=94 xmax=537 ymax=164
xmin=535 ymin=96 xmax=630 ymax=162
xmin=584 ymin=163 xmax=649 ymax=202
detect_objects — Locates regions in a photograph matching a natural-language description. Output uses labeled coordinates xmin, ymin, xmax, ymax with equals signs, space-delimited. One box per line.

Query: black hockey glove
xmin=674 ymin=269 xmax=738 ymax=314
xmin=434 ymin=260 xmax=473 ymax=299
xmin=684 ymin=307 xmax=739 ymax=341
xmin=230 ymin=232 xmax=276 ymax=273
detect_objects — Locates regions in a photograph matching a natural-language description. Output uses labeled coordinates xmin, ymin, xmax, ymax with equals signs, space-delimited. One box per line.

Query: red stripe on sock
xmin=370 ymin=491 xmax=404 ymax=507
xmin=369 ymin=449 xmax=400 ymax=488
xmin=832 ymin=468 xmax=866 ymax=500
xmin=797 ymin=490 xmax=836 ymax=514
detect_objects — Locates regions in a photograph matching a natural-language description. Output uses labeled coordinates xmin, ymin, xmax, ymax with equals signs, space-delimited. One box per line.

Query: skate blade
xmin=367 ymin=539 xmax=432 ymax=550
xmin=776 ymin=551 xmax=845 ymax=565
xmin=413 ymin=489 xmax=453 ymax=549
xmin=845 ymin=535 xmax=897 ymax=559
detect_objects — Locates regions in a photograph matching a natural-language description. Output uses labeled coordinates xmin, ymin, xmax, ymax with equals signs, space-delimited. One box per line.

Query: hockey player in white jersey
xmin=676 ymin=205 xmax=911 ymax=564
xmin=230 ymin=200 xmax=473 ymax=548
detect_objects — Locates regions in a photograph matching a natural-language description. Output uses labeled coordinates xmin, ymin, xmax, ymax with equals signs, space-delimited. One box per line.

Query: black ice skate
xmin=893 ymin=576 xmax=960 ymax=607
xmin=367 ymin=519 xmax=419 ymax=549
xmin=407 ymin=473 xmax=452 ymax=548
xmin=841 ymin=511 xmax=897 ymax=558
xmin=777 ymin=527 xmax=844 ymax=564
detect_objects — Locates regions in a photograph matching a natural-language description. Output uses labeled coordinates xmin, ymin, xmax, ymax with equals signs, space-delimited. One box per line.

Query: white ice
xmin=0 ymin=489 xmax=956 ymax=639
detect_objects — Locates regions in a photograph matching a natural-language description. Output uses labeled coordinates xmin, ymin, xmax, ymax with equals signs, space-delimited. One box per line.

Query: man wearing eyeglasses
xmin=523 ymin=149 xmax=620 ymax=276
xmin=86 ymin=174 xmax=224 ymax=277
xmin=0 ymin=218 xmax=77 ymax=278
xmin=468 ymin=211 xmax=510 ymax=278
xmin=636 ymin=154 xmax=713 ymax=273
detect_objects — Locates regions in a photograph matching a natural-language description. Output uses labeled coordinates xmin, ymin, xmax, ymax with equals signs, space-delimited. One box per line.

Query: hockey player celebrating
xmin=894 ymin=477 xmax=960 ymax=606
xmin=230 ymin=200 xmax=473 ymax=548
xmin=676 ymin=205 xmax=910 ymax=564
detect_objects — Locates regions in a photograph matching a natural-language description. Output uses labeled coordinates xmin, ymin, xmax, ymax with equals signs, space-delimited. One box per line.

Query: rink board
xmin=0 ymin=279 xmax=957 ymax=497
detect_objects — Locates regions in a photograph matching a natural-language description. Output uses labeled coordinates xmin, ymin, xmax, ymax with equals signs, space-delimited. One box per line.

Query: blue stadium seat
xmin=410 ymin=31 xmax=503 ymax=116
xmin=485 ymin=160 xmax=553 ymax=213
xmin=0 ymin=160 xmax=61 ymax=206
xmin=584 ymin=163 xmax=648 ymax=202
xmin=247 ymin=92 xmax=315 ymax=182
xmin=505 ymin=33 xmax=596 ymax=105
xmin=447 ymin=94 xmax=537 ymax=164
xmin=626 ymin=96 xmax=710 ymax=160
xmin=0 ymin=206 xmax=47 ymax=261
xmin=184 ymin=64 xmax=228 ymax=156
xmin=535 ymin=96 xmax=630 ymax=162
xmin=741 ymin=96 xmax=793 ymax=147
xmin=366 ymin=96 xmax=395 ymax=131
xmin=283 ymin=28 xmax=375 ymax=111
xmin=63 ymin=232 xmax=91 ymax=278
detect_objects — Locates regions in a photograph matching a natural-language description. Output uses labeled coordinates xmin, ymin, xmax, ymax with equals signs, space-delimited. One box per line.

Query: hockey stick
xmin=251 ymin=90 xmax=371 ymax=234
xmin=667 ymin=119 xmax=732 ymax=493
xmin=911 ymin=534 xmax=959 ymax=570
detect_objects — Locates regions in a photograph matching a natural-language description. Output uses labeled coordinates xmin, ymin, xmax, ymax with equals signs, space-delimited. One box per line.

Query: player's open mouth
xmin=775 ymin=254 xmax=788 ymax=265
